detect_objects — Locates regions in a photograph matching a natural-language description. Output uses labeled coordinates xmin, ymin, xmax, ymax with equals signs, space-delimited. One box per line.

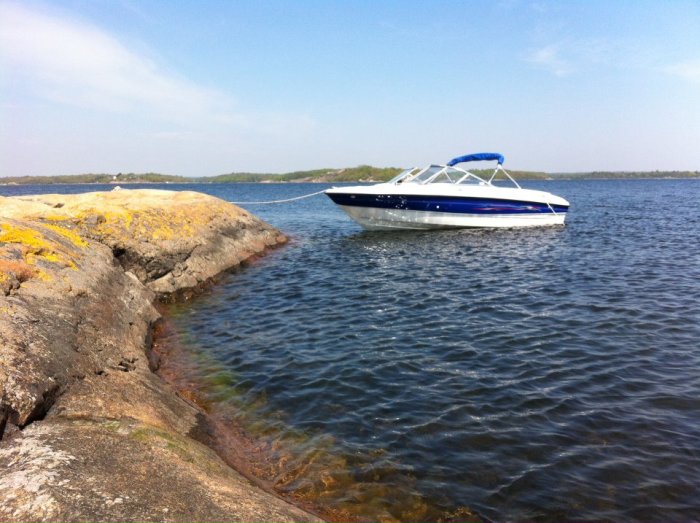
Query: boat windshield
xmin=387 ymin=167 xmax=421 ymax=184
xmin=411 ymin=165 xmax=443 ymax=184
xmin=392 ymin=165 xmax=490 ymax=186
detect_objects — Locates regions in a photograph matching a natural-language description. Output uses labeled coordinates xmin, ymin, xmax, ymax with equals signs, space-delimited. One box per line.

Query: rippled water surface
xmin=5 ymin=180 xmax=700 ymax=521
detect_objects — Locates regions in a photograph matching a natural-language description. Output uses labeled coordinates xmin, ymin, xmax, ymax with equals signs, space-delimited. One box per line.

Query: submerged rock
xmin=0 ymin=190 xmax=317 ymax=522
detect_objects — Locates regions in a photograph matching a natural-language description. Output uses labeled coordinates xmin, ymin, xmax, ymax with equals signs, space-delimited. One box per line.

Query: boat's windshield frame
xmin=387 ymin=164 xmax=521 ymax=189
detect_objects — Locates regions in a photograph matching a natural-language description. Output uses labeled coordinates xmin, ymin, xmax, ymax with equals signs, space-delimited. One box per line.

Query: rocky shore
xmin=0 ymin=189 xmax=321 ymax=522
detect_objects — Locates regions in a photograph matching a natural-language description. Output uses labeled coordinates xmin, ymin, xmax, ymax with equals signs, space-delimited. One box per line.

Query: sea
xmin=2 ymin=179 xmax=699 ymax=522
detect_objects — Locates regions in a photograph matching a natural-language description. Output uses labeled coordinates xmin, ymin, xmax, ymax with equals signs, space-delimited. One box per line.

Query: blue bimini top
xmin=447 ymin=153 xmax=505 ymax=166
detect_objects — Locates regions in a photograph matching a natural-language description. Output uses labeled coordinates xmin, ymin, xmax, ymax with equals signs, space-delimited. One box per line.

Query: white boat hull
xmin=326 ymin=181 xmax=569 ymax=231
xmin=337 ymin=204 xmax=567 ymax=230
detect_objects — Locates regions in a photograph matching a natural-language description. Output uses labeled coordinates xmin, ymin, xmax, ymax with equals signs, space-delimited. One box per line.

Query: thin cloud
xmin=0 ymin=2 xmax=321 ymax=177
xmin=525 ymin=38 xmax=637 ymax=77
xmin=0 ymin=2 xmax=234 ymax=122
xmin=526 ymin=44 xmax=573 ymax=76
xmin=664 ymin=60 xmax=700 ymax=84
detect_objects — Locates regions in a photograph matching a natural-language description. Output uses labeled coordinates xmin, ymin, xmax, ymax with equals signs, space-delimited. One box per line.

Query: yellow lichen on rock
xmin=2 ymin=190 xmax=286 ymax=296
xmin=40 ymin=222 xmax=88 ymax=248
xmin=0 ymin=223 xmax=53 ymax=252
xmin=42 ymin=214 xmax=71 ymax=222
xmin=68 ymin=194 xmax=241 ymax=244
xmin=0 ymin=222 xmax=82 ymax=282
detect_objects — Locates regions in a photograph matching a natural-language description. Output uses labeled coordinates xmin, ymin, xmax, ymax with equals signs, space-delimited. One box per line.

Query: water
xmin=4 ymin=180 xmax=700 ymax=521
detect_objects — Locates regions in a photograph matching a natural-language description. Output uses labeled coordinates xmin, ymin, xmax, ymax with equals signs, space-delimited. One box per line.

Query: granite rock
xmin=0 ymin=190 xmax=318 ymax=522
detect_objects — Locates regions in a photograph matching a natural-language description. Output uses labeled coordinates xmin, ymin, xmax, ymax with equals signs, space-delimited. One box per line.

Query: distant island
xmin=1 ymin=166 xmax=699 ymax=185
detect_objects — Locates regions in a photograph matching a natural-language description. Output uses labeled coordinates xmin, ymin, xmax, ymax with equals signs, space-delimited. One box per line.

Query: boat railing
xmin=391 ymin=164 xmax=522 ymax=190
xmin=452 ymin=167 xmax=491 ymax=186
xmin=486 ymin=164 xmax=522 ymax=189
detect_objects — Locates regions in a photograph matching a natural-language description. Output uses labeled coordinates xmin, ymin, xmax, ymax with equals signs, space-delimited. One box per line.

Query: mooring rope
xmin=230 ymin=189 xmax=328 ymax=205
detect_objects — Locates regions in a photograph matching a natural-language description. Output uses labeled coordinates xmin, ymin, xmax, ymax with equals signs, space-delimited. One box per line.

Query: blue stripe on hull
xmin=326 ymin=193 xmax=569 ymax=215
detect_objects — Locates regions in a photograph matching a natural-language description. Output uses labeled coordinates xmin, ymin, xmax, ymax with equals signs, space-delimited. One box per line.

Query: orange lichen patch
xmin=0 ymin=253 xmax=51 ymax=290
xmin=0 ymin=259 xmax=36 ymax=283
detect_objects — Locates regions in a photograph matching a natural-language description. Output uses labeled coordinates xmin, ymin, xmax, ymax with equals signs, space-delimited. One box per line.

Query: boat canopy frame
xmin=388 ymin=163 xmax=522 ymax=189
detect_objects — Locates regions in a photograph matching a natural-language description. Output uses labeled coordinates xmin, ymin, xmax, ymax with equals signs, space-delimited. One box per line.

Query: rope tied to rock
xmin=230 ymin=189 xmax=327 ymax=205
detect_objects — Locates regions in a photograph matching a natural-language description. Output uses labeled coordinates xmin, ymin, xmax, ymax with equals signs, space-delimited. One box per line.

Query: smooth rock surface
xmin=0 ymin=190 xmax=318 ymax=522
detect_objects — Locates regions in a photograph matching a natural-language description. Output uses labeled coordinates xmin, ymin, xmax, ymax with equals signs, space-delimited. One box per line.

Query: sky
xmin=1 ymin=0 xmax=699 ymax=177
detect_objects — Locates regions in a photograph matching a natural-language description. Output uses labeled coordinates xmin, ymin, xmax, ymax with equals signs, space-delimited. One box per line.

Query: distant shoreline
xmin=1 ymin=168 xmax=699 ymax=186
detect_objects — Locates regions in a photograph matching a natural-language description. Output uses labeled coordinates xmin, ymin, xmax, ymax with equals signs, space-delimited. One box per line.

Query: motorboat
xmin=324 ymin=153 xmax=570 ymax=230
